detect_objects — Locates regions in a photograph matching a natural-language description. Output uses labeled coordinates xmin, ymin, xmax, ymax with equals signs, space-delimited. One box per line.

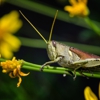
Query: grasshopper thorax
xmin=47 ymin=40 xmax=57 ymax=61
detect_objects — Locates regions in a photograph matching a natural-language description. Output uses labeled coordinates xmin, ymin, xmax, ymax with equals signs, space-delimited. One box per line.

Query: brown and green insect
xmin=19 ymin=10 xmax=100 ymax=79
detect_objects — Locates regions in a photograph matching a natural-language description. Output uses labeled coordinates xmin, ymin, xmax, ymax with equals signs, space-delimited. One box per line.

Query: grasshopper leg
xmin=71 ymin=61 xmax=88 ymax=79
xmin=73 ymin=66 xmax=82 ymax=80
xmin=40 ymin=56 xmax=63 ymax=71
xmin=72 ymin=60 xmax=88 ymax=65
xmin=79 ymin=71 xmax=89 ymax=79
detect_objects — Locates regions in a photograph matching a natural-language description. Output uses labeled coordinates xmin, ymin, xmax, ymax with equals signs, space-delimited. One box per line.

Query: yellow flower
xmin=0 ymin=57 xmax=30 ymax=87
xmin=0 ymin=0 xmax=5 ymax=5
xmin=64 ymin=0 xmax=89 ymax=17
xmin=84 ymin=83 xmax=100 ymax=100
xmin=0 ymin=11 xmax=22 ymax=59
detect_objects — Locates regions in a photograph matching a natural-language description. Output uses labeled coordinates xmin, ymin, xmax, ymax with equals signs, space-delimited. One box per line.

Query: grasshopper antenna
xmin=19 ymin=10 xmax=48 ymax=44
xmin=49 ymin=10 xmax=58 ymax=43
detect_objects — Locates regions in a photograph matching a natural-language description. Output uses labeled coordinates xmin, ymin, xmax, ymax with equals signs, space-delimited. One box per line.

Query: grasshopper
xmin=19 ymin=10 xmax=100 ymax=79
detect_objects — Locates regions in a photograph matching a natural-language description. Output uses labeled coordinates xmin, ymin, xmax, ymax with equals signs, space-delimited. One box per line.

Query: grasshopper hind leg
xmin=78 ymin=68 xmax=94 ymax=79
xmin=63 ymin=70 xmax=86 ymax=80
xmin=79 ymin=71 xmax=89 ymax=79
xmin=72 ymin=70 xmax=89 ymax=80
xmin=70 ymin=60 xmax=89 ymax=79
xmin=73 ymin=66 xmax=83 ymax=80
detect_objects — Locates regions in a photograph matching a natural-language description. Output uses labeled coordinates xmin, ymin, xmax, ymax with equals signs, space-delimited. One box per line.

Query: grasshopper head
xmin=19 ymin=10 xmax=58 ymax=61
xmin=47 ymin=40 xmax=57 ymax=60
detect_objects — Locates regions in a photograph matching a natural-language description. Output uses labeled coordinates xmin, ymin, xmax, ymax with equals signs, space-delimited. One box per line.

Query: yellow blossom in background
xmin=0 ymin=0 xmax=5 ymax=5
xmin=0 ymin=57 xmax=30 ymax=87
xmin=84 ymin=83 xmax=100 ymax=100
xmin=0 ymin=11 xmax=22 ymax=59
xmin=64 ymin=0 xmax=89 ymax=17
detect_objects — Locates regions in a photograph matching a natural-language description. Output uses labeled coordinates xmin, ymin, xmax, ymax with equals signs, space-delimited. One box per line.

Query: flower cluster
xmin=0 ymin=57 xmax=30 ymax=87
xmin=64 ymin=0 xmax=89 ymax=17
xmin=0 ymin=11 xmax=22 ymax=59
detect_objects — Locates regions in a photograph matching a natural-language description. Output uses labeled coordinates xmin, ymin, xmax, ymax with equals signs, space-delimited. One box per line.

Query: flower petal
xmin=3 ymin=33 xmax=21 ymax=51
xmin=9 ymin=72 xmax=16 ymax=78
xmin=69 ymin=0 xmax=77 ymax=5
xmin=17 ymin=65 xmax=30 ymax=76
xmin=2 ymin=69 xmax=7 ymax=73
xmin=84 ymin=86 xmax=98 ymax=100
xmin=19 ymin=71 xmax=30 ymax=76
xmin=78 ymin=0 xmax=87 ymax=4
xmin=0 ymin=11 xmax=22 ymax=59
xmin=17 ymin=75 xmax=22 ymax=87
xmin=0 ymin=41 xmax=13 ymax=59
xmin=13 ymin=68 xmax=17 ymax=76
xmin=0 ymin=11 xmax=22 ymax=34
xmin=64 ymin=6 xmax=75 ymax=17
xmin=64 ymin=0 xmax=89 ymax=17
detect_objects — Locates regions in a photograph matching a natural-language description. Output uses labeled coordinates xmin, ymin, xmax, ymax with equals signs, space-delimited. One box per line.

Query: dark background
xmin=0 ymin=0 xmax=100 ymax=100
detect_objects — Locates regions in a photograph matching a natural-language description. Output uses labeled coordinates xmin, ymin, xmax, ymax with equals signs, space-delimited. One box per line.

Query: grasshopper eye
xmin=52 ymin=40 xmax=56 ymax=48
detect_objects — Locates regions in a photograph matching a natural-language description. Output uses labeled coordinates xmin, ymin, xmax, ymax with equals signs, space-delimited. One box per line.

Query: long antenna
xmin=19 ymin=10 xmax=48 ymax=44
xmin=49 ymin=10 xmax=58 ymax=42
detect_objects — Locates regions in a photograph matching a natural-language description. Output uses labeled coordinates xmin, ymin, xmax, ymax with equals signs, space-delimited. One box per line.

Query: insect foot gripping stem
xmin=72 ymin=65 xmax=83 ymax=80
xmin=71 ymin=61 xmax=86 ymax=80
xmin=40 ymin=56 xmax=63 ymax=71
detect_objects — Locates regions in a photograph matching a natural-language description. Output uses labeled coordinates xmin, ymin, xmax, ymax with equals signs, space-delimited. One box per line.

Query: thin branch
xmin=19 ymin=37 xmax=100 ymax=55
xmin=0 ymin=58 xmax=100 ymax=79
xmin=84 ymin=17 xmax=100 ymax=36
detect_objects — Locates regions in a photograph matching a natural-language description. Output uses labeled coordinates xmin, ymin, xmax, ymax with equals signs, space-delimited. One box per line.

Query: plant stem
xmin=0 ymin=58 xmax=100 ymax=78
xmin=19 ymin=37 xmax=100 ymax=55
xmin=84 ymin=17 xmax=100 ymax=36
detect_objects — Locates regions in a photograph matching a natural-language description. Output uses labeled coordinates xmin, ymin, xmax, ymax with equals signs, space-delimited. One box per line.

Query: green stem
xmin=0 ymin=58 xmax=100 ymax=78
xmin=19 ymin=37 xmax=100 ymax=55
xmin=6 ymin=0 xmax=100 ymax=30
xmin=84 ymin=17 xmax=100 ymax=36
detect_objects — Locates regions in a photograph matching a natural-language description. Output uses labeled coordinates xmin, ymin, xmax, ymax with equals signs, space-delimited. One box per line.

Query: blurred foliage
xmin=0 ymin=0 xmax=100 ymax=100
